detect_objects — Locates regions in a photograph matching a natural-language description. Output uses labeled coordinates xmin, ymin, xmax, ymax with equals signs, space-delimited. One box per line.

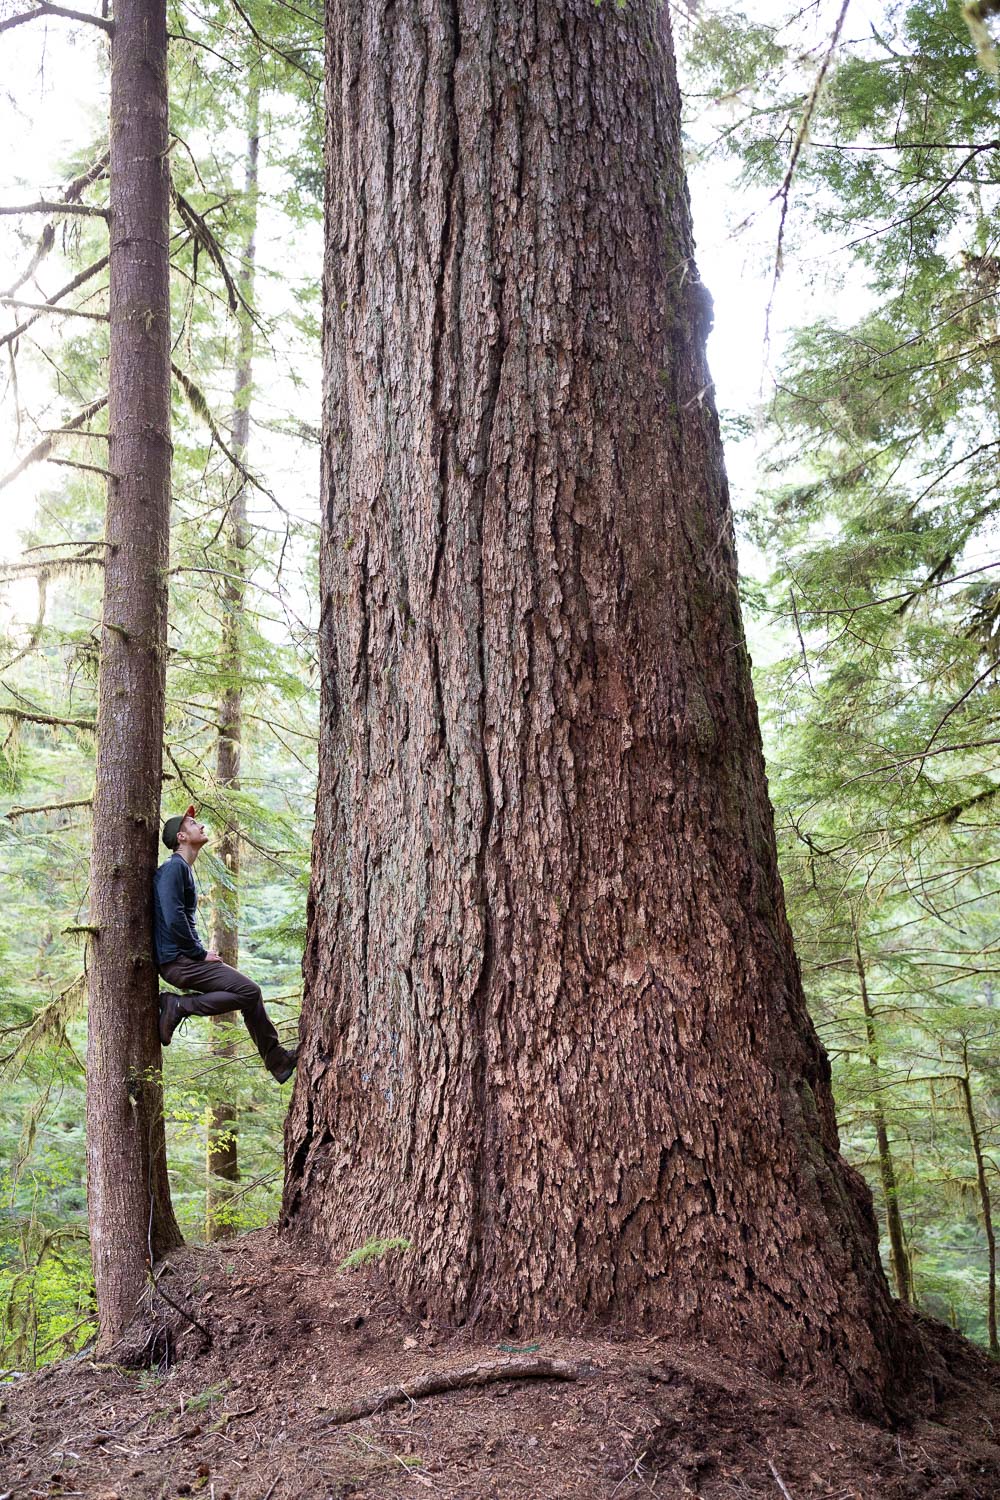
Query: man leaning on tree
xmin=153 ymin=805 xmax=298 ymax=1084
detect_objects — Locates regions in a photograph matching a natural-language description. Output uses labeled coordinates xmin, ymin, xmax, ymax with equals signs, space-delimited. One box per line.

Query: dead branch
xmin=0 ymin=707 xmax=97 ymax=731
xmin=171 ymin=362 xmax=276 ymax=503
xmin=0 ymin=200 xmax=107 ymax=218
xmin=0 ymin=297 xmax=108 ymax=321
xmin=3 ymin=149 xmax=109 ymax=298
xmin=23 ymin=538 xmax=110 ymax=552
xmin=765 ymin=0 xmax=852 ymax=340
xmin=0 ymin=1 xmax=114 ymax=34
xmin=0 ymin=552 xmax=103 ymax=579
xmin=6 ymin=796 xmax=92 ymax=821
xmin=44 ymin=456 xmax=115 ymax=478
xmin=2 ymin=570 xmax=47 ymax=672
xmin=171 ymin=184 xmax=246 ymax=317
xmin=0 ymin=394 xmax=108 ymax=491
xmin=312 ymin=1356 xmax=583 ymax=1428
xmin=1 ymin=253 xmax=110 ymax=351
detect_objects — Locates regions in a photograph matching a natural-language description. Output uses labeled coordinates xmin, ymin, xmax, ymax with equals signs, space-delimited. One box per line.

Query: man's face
xmin=178 ymin=814 xmax=209 ymax=851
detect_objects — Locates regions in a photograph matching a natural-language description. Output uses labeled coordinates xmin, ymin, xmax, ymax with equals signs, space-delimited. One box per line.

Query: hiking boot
xmin=158 ymin=991 xmax=184 ymax=1047
xmin=268 ymin=1045 xmax=298 ymax=1084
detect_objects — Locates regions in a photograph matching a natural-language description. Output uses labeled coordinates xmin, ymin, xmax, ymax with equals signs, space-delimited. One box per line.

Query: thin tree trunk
xmin=853 ymin=929 xmax=912 ymax=1303
xmin=206 ymin=82 xmax=260 ymax=1242
xmin=284 ymin=0 xmax=905 ymax=1415
xmin=958 ymin=1046 xmax=998 ymax=1356
xmin=86 ymin=0 xmax=181 ymax=1351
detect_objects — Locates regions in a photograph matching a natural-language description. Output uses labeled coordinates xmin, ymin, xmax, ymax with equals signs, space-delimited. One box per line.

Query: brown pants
xmin=159 ymin=954 xmax=286 ymax=1071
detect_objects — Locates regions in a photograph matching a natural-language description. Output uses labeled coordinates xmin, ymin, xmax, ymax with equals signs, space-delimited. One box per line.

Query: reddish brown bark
xmin=283 ymin=0 xmax=904 ymax=1414
xmin=86 ymin=0 xmax=181 ymax=1350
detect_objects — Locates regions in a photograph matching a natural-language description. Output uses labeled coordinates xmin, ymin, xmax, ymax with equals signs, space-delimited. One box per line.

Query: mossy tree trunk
xmin=86 ymin=0 xmax=181 ymax=1351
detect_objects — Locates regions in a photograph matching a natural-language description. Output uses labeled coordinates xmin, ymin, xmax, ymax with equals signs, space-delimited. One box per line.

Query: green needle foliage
xmin=685 ymin=0 xmax=1000 ymax=1348
xmin=1 ymin=0 xmax=322 ymax=1368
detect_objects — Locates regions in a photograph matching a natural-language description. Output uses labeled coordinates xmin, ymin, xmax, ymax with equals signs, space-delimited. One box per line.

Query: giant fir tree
xmin=282 ymin=0 xmax=909 ymax=1415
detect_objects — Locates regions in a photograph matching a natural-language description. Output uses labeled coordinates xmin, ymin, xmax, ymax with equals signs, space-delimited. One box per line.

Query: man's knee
xmin=232 ymin=975 xmax=263 ymax=1007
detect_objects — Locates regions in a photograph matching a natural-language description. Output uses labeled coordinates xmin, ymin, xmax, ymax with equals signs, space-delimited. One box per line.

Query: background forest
xmin=2 ymin=0 xmax=999 ymax=1368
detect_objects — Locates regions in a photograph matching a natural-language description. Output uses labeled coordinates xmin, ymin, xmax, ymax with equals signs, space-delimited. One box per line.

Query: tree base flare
xmin=3 ymin=1231 xmax=998 ymax=1499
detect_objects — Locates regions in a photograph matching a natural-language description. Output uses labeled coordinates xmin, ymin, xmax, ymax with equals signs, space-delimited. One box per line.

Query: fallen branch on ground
xmin=313 ymin=1356 xmax=583 ymax=1428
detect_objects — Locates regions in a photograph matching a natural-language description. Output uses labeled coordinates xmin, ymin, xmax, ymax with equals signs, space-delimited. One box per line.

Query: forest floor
xmin=2 ymin=1227 xmax=998 ymax=1500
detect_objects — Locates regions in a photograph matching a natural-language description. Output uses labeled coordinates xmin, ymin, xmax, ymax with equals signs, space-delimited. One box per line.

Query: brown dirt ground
xmin=2 ymin=1227 xmax=998 ymax=1500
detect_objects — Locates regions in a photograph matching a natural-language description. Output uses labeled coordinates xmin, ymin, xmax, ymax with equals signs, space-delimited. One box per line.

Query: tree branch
xmin=44 ymin=456 xmax=115 ymax=478
xmin=227 ymin=0 xmax=321 ymax=82
xmin=311 ymin=1358 xmax=583 ymax=1429
xmin=0 ymin=200 xmax=107 ymax=218
xmin=0 ymin=2 xmax=114 ymax=35
xmin=3 ymin=149 xmax=109 ymax=299
xmin=170 ymin=184 xmax=255 ymax=319
xmin=6 ymin=796 xmax=93 ymax=821
xmin=1 ymin=254 xmax=110 ymax=351
xmin=0 ymin=707 xmax=97 ymax=731
xmin=0 ymin=297 xmax=108 ymax=321
xmin=0 ymin=394 xmax=108 ymax=491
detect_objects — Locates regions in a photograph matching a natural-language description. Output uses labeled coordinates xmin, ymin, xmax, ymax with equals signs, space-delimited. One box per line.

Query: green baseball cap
xmin=162 ymin=805 xmax=197 ymax=850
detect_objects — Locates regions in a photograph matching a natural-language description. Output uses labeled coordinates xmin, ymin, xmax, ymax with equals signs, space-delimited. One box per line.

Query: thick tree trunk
xmin=206 ymin=83 xmax=260 ymax=1242
xmin=86 ymin=0 xmax=181 ymax=1350
xmin=284 ymin=0 xmax=904 ymax=1414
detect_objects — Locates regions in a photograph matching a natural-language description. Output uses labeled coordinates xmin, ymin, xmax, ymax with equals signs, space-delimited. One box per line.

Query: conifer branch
xmin=6 ymin=797 xmax=93 ymax=821
xmin=0 ymin=707 xmax=97 ymax=731
xmin=2 ymin=570 xmax=47 ymax=672
xmin=0 ymin=297 xmax=108 ymax=321
xmin=227 ymin=0 xmax=321 ymax=82
xmin=171 ymin=185 xmax=252 ymax=318
xmin=3 ymin=149 xmax=109 ymax=299
xmin=0 ymin=201 xmax=108 ymax=218
xmin=0 ymin=553 xmax=104 ymax=581
xmin=765 ymin=0 xmax=852 ymax=341
xmin=312 ymin=1358 xmax=582 ymax=1429
xmin=1 ymin=254 xmax=110 ymax=351
xmin=171 ymin=363 xmax=283 ymax=512
xmin=44 ymin=457 xmax=115 ymax=479
xmin=0 ymin=2 xmax=113 ymax=35
xmin=0 ymin=395 xmax=108 ymax=491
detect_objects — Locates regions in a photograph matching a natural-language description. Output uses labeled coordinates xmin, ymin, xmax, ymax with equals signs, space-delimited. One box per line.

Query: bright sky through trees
xmin=0 ymin=0 xmax=876 ymax=591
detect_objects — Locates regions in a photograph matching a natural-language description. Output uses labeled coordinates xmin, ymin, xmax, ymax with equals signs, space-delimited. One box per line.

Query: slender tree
xmin=957 ymin=1040 xmax=998 ymax=1356
xmin=283 ymin=0 xmax=907 ymax=1415
xmin=207 ymin=79 xmax=261 ymax=1240
xmin=852 ymin=926 xmax=912 ymax=1304
xmin=86 ymin=0 xmax=182 ymax=1349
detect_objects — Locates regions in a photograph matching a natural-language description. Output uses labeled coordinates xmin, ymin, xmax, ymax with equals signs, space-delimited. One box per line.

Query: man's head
xmin=162 ymin=805 xmax=209 ymax=855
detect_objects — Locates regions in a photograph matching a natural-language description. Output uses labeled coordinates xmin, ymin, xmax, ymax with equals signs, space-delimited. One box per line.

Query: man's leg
xmin=159 ymin=955 xmax=293 ymax=1075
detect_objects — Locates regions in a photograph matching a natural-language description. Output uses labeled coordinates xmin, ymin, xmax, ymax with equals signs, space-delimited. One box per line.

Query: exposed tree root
xmin=312 ymin=1355 xmax=583 ymax=1428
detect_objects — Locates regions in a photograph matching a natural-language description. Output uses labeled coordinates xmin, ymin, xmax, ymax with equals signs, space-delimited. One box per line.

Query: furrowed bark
xmin=207 ymin=81 xmax=260 ymax=1242
xmin=284 ymin=0 xmax=906 ymax=1415
xmin=86 ymin=0 xmax=181 ymax=1352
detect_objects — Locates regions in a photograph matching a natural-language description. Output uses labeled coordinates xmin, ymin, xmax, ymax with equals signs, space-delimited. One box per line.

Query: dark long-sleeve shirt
xmin=152 ymin=853 xmax=207 ymax=967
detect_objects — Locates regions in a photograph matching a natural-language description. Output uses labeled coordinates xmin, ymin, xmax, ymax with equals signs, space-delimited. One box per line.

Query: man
xmin=153 ymin=805 xmax=298 ymax=1084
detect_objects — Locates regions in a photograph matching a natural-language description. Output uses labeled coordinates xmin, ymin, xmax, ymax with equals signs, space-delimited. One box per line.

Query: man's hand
xmin=206 ymin=950 xmax=222 ymax=962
